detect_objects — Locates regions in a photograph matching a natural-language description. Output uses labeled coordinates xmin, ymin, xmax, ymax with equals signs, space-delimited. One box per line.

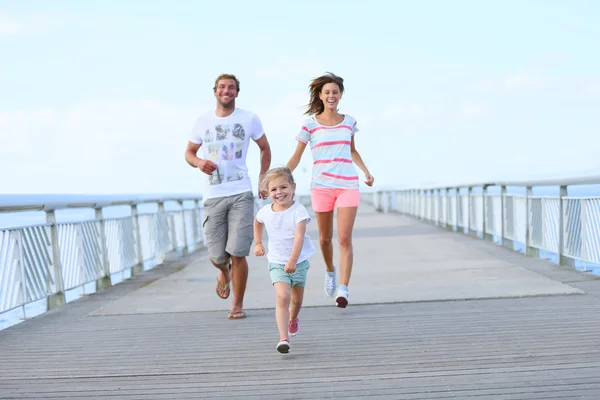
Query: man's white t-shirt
xmin=255 ymin=202 xmax=316 ymax=265
xmin=189 ymin=108 xmax=264 ymax=201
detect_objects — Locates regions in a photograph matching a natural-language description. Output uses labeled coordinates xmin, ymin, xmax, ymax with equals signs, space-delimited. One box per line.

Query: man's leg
xmin=211 ymin=258 xmax=231 ymax=299
xmin=225 ymin=191 xmax=255 ymax=319
xmin=202 ymin=197 xmax=231 ymax=299
xmin=229 ymin=255 xmax=248 ymax=317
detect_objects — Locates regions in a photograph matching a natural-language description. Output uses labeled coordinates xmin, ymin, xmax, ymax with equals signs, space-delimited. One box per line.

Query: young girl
xmin=254 ymin=167 xmax=315 ymax=353
xmin=287 ymin=72 xmax=374 ymax=308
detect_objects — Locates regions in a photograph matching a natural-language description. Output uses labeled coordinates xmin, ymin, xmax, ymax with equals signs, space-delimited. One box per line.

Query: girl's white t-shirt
xmin=255 ymin=202 xmax=316 ymax=264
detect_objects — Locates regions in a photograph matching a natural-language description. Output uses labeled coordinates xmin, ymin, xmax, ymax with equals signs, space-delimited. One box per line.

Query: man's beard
xmin=218 ymin=98 xmax=235 ymax=108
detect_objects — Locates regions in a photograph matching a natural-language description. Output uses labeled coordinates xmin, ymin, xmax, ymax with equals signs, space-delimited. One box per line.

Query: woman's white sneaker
xmin=324 ymin=268 xmax=336 ymax=297
xmin=336 ymin=286 xmax=349 ymax=308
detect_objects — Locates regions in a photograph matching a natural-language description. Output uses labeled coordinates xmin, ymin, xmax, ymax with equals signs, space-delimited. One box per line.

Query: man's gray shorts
xmin=202 ymin=191 xmax=254 ymax=265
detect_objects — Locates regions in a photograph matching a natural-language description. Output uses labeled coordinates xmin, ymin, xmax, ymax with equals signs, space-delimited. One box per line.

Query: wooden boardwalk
xmin=2 ymin=206 xmax=600 ymax=399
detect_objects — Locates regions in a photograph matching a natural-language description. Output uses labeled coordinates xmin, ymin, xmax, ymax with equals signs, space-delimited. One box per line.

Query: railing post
xmin=196 ymin=199 xmax=206 ymax=247
xmin=467 ymin=187 xmax=473 ymax=236
xmin=582 ymin=199 xmax=589 ymax=270
xmin=432 ymin=189 xmax=435 ymax=222
xmin=427 ymin=190 xmax=431 ymax=221
xmin=483 ymin=185 xmax=492 ymax=241
xmin=16 ymin=231 xmax=27 ymax=317
xmin=179 ymin=201 xmax=189 ymax=255
xmin=557 ymin=185 xmax=573 ymax=267
xmin=46 ymin=210 xmax=65 ymax=309
xmin=131 ymin=205 xmax=145 ymax=275
xmin=525 ymin=186 xmax=537 ymax=257
xmin=455 ymin=188 xmax=461 ymax=233
xmin=445 ymin=188 xmax=452 ymax=231
xmin=434 ymin=189 xmax=440 ymax=225
xmin=500 ymin=186 xmax=507 ymax=247
xmin=95 ymin=208 xmax=112 ymax=291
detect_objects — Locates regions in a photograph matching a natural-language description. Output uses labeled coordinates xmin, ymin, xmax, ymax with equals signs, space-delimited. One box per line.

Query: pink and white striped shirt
xmin=296 ymin=114 xmax=359 ymax=189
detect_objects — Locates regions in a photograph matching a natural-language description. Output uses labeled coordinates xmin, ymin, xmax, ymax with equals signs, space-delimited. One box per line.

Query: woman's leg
xmin=315 ymin=211 xmax=335 ymax=272
xmin=311 ymin=188 xmax=336 ymax=273
xmin=316 ymin=210 xmax=338 ymax=297
xmin=336 ymin=206 xmax=358 ymax=286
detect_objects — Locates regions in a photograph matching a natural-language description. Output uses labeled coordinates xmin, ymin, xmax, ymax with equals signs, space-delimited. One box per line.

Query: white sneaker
xmin=324 ymin=268 xmax=336 ymax=297
xmin=336 ymin=286 xmax=349 ymax=308
xmin=277 ymin=339 xmax=290 ymax=353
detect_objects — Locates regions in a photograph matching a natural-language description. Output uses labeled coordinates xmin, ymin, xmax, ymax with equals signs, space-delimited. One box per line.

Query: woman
xmin=287 ymin=72 xmax=374 ymax=308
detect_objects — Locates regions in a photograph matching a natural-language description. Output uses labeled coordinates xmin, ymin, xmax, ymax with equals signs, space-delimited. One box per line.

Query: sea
xmin=1 ymin=185 xmax=600 ymax=330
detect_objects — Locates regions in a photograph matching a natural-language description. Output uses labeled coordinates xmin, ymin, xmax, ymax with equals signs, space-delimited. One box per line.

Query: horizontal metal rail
xmin=362 ymin=175 xmax=600 ymax=271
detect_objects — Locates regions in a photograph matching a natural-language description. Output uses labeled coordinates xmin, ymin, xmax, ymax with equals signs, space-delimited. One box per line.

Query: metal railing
xmin=0 ymin=195 xmax=205 ymax=316
xmin=362 ymin=175 xmax=600 ymax=271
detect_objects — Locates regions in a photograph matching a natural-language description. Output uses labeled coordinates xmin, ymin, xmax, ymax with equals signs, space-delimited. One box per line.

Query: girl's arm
xmin=285 ymin=220 xmax=307 ymax=272
xmin=286 ymin=141 xmax=307 ymax=172
xmin=350 ymin=136 xmax=374 ymax=186
xmin=253 ymin=218 xmax=265 ymax=256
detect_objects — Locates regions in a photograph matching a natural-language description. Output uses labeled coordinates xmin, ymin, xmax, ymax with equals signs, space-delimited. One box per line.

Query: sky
xmin=1 ymin=0 xmax=599 ymax=196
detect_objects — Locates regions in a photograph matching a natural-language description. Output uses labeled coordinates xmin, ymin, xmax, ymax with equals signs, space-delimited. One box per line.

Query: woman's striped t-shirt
xmin=296 ymin=114 xmax=359 ymax=189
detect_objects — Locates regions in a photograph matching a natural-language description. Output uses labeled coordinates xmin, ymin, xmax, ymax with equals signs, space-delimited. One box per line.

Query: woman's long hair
xmin=305 ymin=72 xmax=345 ymax=115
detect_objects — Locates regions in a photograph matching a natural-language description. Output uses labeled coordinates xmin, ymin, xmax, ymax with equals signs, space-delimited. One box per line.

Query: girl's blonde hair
xmin=262 ymin=166 xmax=296 ymax=191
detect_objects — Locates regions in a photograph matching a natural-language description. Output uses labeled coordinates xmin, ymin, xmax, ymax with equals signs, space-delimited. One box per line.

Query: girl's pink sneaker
xmin=288 ymin=318 xmax=299 ymax=336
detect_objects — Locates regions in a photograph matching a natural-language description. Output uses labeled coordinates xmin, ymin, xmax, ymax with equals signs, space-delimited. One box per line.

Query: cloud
xmin=0 ymin=100 xmax=201 ymax=194
xmin=0 ymin=12 xmax=67 ymax=38
xmin=471 ymin=70 xmax=546 ymax=94
xmin=251 ymin=57 xmax=327 ymax=81
xmin=583 ymin=79 xmax=600 ymax=97
xmin=455 ymin=103 xmax=489 ymax=121
xmin=372 ymin=101 xmax=489 ymax=130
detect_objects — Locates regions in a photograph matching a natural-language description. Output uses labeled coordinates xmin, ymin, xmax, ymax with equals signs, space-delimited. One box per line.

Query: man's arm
xmin=254 ymin=134 xmax=272 ymax=198
xmin=185 ymin=141 xmax=217 ymax=175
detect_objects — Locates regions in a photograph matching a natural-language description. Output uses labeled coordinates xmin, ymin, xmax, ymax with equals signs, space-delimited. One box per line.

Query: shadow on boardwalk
xmin=1 ymin=205 xmax=600 ymax=399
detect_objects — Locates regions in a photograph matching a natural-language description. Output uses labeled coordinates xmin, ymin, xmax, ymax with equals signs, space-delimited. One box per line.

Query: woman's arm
xmin=350 ymin=136 xmax=374 ymax=186
xmin=286 ymin=141 xmax=307 ymax=172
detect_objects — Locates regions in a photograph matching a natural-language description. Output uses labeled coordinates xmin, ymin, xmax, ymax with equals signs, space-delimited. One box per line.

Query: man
xmin=185 ymin=73 xmax=271 ymax=320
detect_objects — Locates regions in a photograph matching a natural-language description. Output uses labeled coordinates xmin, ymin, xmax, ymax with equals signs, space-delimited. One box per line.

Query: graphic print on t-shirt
xmin=204 ymin=129 xmax=214 ymax=143
xmin=232 ymin=123 xmax=245 ymax=140
xmin=204 ymin=123 xmax=246 ymax=185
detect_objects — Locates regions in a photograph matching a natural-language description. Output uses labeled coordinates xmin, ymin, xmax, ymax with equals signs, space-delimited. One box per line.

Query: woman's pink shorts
xmin=310 ymin=188 xmax=360 ymax=212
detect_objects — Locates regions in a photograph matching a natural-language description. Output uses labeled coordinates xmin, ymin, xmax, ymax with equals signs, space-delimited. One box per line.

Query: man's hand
xmin=284 ymin=260 xmax=296 ymax=273
xmin=258 ymin=187 xmax=268 ymax=200
xmin=258 ymin=173 xmax=268 ymax=199
xmin=254 ymin=243 xmax=265 ymax=256
xmin=196 ymin=159 xmax=217 ymax=175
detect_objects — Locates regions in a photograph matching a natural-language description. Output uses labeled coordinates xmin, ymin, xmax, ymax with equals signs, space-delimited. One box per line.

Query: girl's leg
xmin=289 ymin=286 xmax=305 ymax=321
xmin=336 ymin=206 xmax=358 ymax=286
xmin=315 ymin=211 xmax=335 ymax=272
xmin=274 ymin=282 xmax=291 ymax=340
